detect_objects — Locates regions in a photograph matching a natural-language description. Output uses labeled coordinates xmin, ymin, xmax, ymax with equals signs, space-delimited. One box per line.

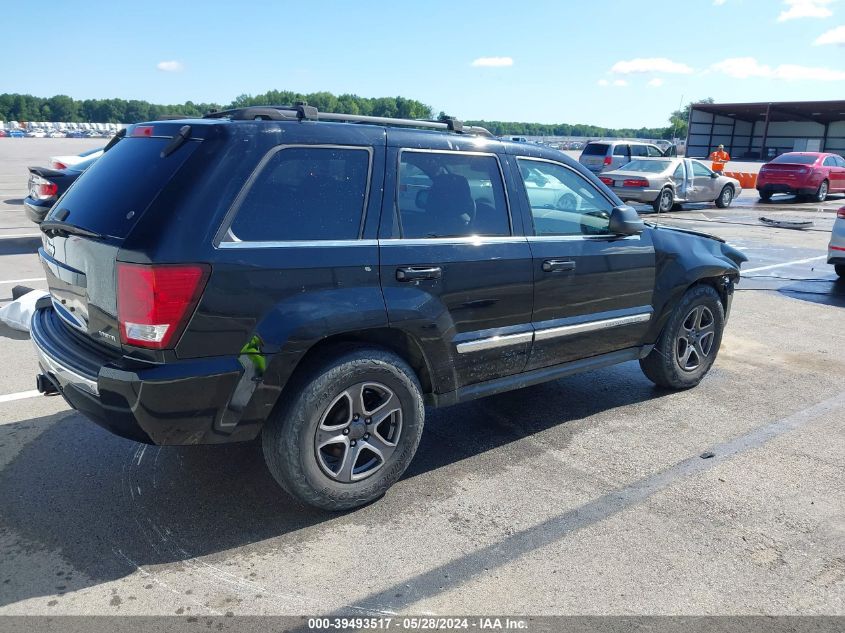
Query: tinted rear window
xmin=47 ymin=137 xmax=198 ymax=239
xmin=582 ymin=143 xmax=608 ymax=156
xmin=770 ymin=154 xmax=817 ymax=165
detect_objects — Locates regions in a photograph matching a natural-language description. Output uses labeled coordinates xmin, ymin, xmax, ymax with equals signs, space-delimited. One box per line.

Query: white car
xmin=50 ymin=146 xmax=104 ymax=170
xmin=25 ymin=130 xmax=46 ymax=138
xmin=829 ymin=206 xmax=845 ymax=279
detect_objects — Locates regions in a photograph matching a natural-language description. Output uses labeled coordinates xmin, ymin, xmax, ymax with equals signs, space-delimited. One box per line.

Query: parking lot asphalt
xmin=0 ymin=140 xmax=843 ymax=616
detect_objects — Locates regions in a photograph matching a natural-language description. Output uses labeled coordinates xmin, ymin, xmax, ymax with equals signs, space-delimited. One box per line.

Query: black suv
xmin=31 ymin=106 xmax=746 ymax=510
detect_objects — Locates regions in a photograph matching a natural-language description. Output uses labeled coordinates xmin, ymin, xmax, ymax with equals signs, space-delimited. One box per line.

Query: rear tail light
xmin=51 ymin=161 xmax=67 ymax=170
xmin=837 ymin=207 xmax=845 ymax=219
xmin=623 ymin=178 xmax=650 ymax=188
xmin=29 ymin=174 xmax=58 ymax=200
xmin=117 ymin=263 xmax=210 ymax=349
xmin=603 ymin=156 xmax=613 ymax=166
xmin=599 ymin=176 xmax=614 ymax=186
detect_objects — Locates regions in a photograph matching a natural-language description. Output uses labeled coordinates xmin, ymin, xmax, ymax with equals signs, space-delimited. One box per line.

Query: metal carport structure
xmin=686 ymin=100 xmax=845 ymax=161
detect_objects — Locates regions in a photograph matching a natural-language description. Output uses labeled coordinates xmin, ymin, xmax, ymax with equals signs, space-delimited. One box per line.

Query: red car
xmin=757 ymin=152 xmax=845 ymax=202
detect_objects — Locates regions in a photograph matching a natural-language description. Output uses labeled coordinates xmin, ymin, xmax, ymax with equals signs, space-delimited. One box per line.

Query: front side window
xmin=517 ymin=159 xmax=613 ymax=236
xmin=229 ymin=146 xmax=370 ymax=242
xmin=397 ymin=151 xmax=510 ymax=238
xmin=646 ymin=145 xmax=663 ymax=157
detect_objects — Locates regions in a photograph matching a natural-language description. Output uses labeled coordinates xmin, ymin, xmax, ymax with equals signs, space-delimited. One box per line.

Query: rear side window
xmin=230 ymin=147 xmax=371 ymax=242
xmin=646 ymin=145 xmax=663 ymax=157
xmin=630 ymin=145 xmax=648 ymax=157
xmin=613 ymin=145 xmax=630 ymax=157
xmin=582 ymin=143 xmax=609 ymax=156
xmin=47 ymin=137 xmax=198 ymax=239
xmin=397 ymin=151 xmax=510 ymax=238
xmin=823 ymin=157 xmax=836 ymax=167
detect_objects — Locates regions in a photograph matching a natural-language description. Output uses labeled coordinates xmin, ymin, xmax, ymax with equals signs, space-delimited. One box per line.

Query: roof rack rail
xmin=203 ymin=104 xmax=492 ymax=137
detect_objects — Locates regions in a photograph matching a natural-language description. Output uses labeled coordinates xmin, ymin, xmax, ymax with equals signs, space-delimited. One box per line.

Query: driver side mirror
xmin=710 ymin=172 xmax=719 ymax=178
xmin=608 ymin=205 xmax=645 ymax=236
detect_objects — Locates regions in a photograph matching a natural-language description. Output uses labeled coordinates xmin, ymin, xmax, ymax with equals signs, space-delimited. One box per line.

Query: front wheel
xmin=814 ymin=180 xmax=829 ymax=203
xmin=262 ymin=347 xmax=425 ymax=511
xmin=715 ymin=185 xmax=734 ymax=208
xmin=652 ymin=187 xmax=674 ymax=213
xmin=640 ymin=285 xmax=726 ymax=389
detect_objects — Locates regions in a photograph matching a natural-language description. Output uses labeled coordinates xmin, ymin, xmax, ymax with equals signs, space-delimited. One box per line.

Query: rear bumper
xmin=31 ymin=307 xmax=262 ymax=445
xmin=611 ymin=188 xmax=662 ymax=203
xmin=23 ymin=197 xmax=51 ymax=224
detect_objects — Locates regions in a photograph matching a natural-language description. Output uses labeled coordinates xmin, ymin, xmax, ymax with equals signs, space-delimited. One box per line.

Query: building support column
xmin=760 ymin=103 xmax=772 ymax=160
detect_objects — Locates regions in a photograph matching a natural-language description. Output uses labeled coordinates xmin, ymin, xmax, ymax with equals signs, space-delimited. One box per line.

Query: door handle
xmin=396 ymin=266 xmax=442 ymax=281
xmin=542 ymin=259 xmax=576 ymax=273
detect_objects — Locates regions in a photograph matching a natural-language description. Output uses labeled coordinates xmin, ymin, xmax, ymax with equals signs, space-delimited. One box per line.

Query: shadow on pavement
xmin=0 ymin=362 xmax=670 ymax=608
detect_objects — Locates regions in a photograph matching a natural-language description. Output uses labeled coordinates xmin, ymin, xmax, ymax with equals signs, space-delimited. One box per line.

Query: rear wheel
xmin=836 ymin=264 xmax=845 ymax=278
xmin=715 ymin=185 xmax=734 ymax=208
xmin=640 ymin=285 xmax=725 ymax=389
xmin=262 ymin=347 xmax=425 ymax=511
xmin=652 ymin=187 xmax=674 ymax=213
xmin=814 ymin=180 xmax=829 ymax=203
xmin=758 ymin=189 xmax=772 ymax=202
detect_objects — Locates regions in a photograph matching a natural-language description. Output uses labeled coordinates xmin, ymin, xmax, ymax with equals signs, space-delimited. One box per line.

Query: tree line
xmin=0 ymin=90 xmax=710 ymax=140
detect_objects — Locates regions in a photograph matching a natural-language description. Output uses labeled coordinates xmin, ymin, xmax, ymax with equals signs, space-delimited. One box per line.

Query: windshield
xmin=620 ymin=159 xmax=672 ymax=173
xmin=771 ymin=154 xmax=818 ymax=165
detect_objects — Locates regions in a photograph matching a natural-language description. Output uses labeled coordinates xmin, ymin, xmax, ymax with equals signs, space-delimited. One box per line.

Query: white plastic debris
xmin=0 ymin=290 xmax=50 ymax=332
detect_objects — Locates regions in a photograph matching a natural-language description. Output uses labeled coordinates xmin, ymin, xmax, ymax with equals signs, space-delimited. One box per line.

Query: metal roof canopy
xmin=692 ymin=99 xmax=845 ymax=124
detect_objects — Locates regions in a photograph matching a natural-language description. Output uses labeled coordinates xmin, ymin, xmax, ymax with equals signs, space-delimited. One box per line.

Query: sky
xmin=2 ymin=0 xmax=845 ymax=128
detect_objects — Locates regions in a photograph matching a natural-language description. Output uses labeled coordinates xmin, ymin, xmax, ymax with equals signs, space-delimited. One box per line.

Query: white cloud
xmin=470 ymin=56 xmax=514 ymax=67
xmin=156 ymin=60 xmax=184 ymax=72
xmin=648 ymin=78 xmax=665 ymax=87
xmin=610 ymin=57 xmax=694 ymax=75
xmin=777 ymin=0 xmax=835 ymax=21
xmin=814 ymin=24 xmax=845 ymax=44
xmin=613 ymin=79 xmax=628 ymax=87
xmin=711 ymin=56 xmax=845 ymax=80
xmin=597 ymin=79 xmax=610 ymax=86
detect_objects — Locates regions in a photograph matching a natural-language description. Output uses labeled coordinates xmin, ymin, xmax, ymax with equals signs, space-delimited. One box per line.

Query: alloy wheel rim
xmin=676 ymin=305 xmax=715 ymax=372
xmin=661 ymin=190 xmax=672 ymax=211
xmin=314 ymin=381 xmax=403 ymax=483
xmin=819 ymin=182 xmax=828 ymax=200
xmin=722 ymin=188 xmax=732 ymax=204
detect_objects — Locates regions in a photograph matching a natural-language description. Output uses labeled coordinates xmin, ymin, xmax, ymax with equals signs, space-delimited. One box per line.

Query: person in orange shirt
xmin=709 ymin=144 xmax=730 ymax=172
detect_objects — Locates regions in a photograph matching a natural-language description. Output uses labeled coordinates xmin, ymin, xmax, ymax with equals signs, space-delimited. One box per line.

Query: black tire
xmin=714 ymin=185 xmax=734 ymax=208
xmin=652 ymin=187 xmax=674 ymax=213
xmin=814 ymin=180 xmax=829 ymax=203
xmin=758 ymin=189 xmax=772 ymax=202
xmin=639 ymin=285 xmax=726 ymax=390
xmin=835 ymin=264 xmax=845 ymax=279
xmin=262 ymin=347 xmax=425 ymax=511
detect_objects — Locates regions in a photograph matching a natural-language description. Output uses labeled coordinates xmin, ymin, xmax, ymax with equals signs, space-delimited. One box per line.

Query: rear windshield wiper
xmin=40 ymin=220 xmax=104 ymax=240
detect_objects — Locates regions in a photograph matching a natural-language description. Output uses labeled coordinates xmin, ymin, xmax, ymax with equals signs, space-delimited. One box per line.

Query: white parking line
xmin=0 ymin=233 xmax=40 ymax=240
xmin=0 ymin=390 xmax=41 ymax=404
xmin=743 ymin=255 xmax=827 ymax=274
xmin=0 ymin=277 xmax=46 ymax=284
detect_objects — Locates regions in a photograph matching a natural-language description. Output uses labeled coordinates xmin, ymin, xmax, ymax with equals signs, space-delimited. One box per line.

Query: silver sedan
xmin=600 ymin=158 xmax=742 ymax=213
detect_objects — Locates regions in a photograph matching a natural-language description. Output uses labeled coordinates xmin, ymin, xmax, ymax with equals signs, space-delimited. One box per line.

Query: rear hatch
xmin=579 ymin=143 xmax=609 ymax=171
xmin=39 ymin=123 xmax=202 ymax=352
